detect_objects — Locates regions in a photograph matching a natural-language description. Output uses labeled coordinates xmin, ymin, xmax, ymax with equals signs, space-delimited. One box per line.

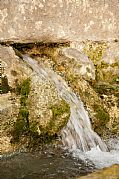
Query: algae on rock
xmin=11 ymin=78 xmax=30 ymax=143
xmin=11 ymin=74 xmax=70 ymax=146
xmin=83 ymin=41 xmax=119 ymax=136
xmin=84 ymin=42 xmax=107 ymax=82
xmin=30 ymin=100 xmax=70 ymax=145
xmin=84 ymin=41 xmax=119 ymax=84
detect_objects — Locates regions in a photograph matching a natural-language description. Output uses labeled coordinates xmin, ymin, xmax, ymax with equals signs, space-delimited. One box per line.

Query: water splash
xmin=23 ymin=55 xmax=107 ymax=152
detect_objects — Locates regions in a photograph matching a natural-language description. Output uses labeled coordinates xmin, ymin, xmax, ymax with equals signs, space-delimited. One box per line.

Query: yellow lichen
xmin=84 ymin=42 xmax=107 ymax=63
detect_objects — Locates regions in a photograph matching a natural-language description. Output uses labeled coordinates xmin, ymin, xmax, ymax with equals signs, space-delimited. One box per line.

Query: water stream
xmin=23 ymin=55 xmax=119 ymax=169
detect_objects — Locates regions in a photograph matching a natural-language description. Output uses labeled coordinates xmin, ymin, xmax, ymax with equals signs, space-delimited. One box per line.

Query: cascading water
xmin=23 ymin=55 xmax=119 ymax=169
xmin=23 ymin=55 xmax=107 ymax=152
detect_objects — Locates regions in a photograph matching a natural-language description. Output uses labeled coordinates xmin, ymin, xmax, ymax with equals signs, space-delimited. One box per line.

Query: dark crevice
xmin=0 ymin=41 xmax=70 ymax=48
xmin=11 ymin=42 xmax=70 ymax=56
xmin=0 ymin=41 xmax=70 ymax=59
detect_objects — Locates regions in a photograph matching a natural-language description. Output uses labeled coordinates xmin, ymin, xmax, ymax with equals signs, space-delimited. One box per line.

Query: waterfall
xmin=23 ymin=55 xmax=108 ymax=152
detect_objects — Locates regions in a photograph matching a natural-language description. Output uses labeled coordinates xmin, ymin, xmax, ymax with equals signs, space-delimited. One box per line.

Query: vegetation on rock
xmin=9 ymin=42 xmax=118 ymax=146
xmin=11 ymin=78 xmax=30 ymax=142
xmin=84 ymin=42 xmax=107 ymax=63
xmin=0 ymin=76 xmax=10 ymax=94
xmin=48 ymin=100 xmax=70 ymax=134
xmin=91 ymin=83 xmax=119 ymax=97
xmin=29 ymin=100 xmax=70 ymax=146
xmin=93 ymin=104 xmax=110 ymax=123
xmin=84 ymin=42 xmax=107 ymax=82
xmin=35 ymin=44 xmax=112 ymax=138
xmin=11 ymin=77 xmax=70 ymax=146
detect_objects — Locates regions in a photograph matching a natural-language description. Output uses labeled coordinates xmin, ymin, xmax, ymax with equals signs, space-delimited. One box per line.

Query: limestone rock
xmin=0 ymin=0 xmax=119 ymax=43
xmin=83 ymin=41 xmax=119 ymax=83
xmin=61 ymin=47 xmax=95 ymax=80
xmin=0 ymin=45 xmax=70 ymax=153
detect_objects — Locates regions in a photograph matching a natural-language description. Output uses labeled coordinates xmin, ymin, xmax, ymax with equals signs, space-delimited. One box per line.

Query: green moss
xmin=20 ymin=78 xmax=30 ymax=97
xmin=15 ymin=78 xmax=30 ymax=96
xmin=29 ymin=121 xmax=57 ymax=145
xmin=40 ymin=100 xmax=69 ymax=142
xmin=20 ymin=95 xmax=27 ymax=106
xmin=50 ymin=100 xmax=70 ymax=119
xmin=92 ymin=103 xmax=110 ymax=136
xmin=84 ymin=42 xmax=107 ymax=63
xmin=19 ymin=107 xmax=29 ymax=123
xmin=100 ymin=61 xmax=109 ymax=68
xmin=29 ymin=100 xmax=70 ymax=145
xmin=12 ymin=79 xmax=70 ymax=145
xmin=11 ymin=78 xmax=30 ymax=143
xmin=84 ymin=43 xmax=118 ymax=83
xmin=0 ymin=76 xmax=10 ymax=94
xmin=92 ymin=83 xmax=119 ymax=97
xmin=11 ymin=119 xmax=27 ymax=142
xmin=84 ymin=42 xmax=107 ymax=82
xmin=30 ymin=121 xmax=38 ymax=134
xmin=93 ymin=104 xmax=110 ymax=124
xmin=39 ymin=100 xmax=70 ymax=138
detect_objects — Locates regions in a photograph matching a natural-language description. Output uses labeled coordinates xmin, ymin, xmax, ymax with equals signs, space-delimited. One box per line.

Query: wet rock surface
xmin=0 ymin=1 xmax=119 ymax=178
xmin=77 ymin=164 xmax=119 ymax=179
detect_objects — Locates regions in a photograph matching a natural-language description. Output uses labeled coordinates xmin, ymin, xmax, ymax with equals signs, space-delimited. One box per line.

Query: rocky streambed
xmin=0 ymin=42 xmax=119 ymax=179
xmin=0 ymin=145 xmax=95 ymax=179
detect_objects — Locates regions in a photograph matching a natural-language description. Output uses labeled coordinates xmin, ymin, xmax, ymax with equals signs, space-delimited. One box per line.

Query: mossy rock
xmin=84 ymin=42 xmax=108 ymax=82
xmin=11 ymin=118 xmax=27 ymax=142
xmin=84 ymin=42 xmax=107 ymax=64
xmin=12 ymin=76 xmax=70 ymax=146
xmin=15 ymin=78 xmax=30 ymax=96
xmin=0 ymin=76 xmax=10 ymax=94
xmin=92 ymin=83 xmax=119 ymax=97
xmin=11 ymin=78 xmax=30 ymax=143
xmin=92 ymin=103 xmax=110 ymax=135
xmin=29 ymin=100 xmax=70 ymax=145
xmin=93 ymin=104 xmax=110 ymax=123
xmin=48 ymin=100 xmax=70 ymax=134
xmin=20 ymin=78 xmax=30 ymax=97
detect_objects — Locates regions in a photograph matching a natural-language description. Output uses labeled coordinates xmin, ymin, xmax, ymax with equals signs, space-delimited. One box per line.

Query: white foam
xmin=86 ymin=146 xmax=119 ymax=168
xmin=71 ymin=144 xmax=119 ymax=169
xmin=23 ymin=55 xmax=119 ymax=169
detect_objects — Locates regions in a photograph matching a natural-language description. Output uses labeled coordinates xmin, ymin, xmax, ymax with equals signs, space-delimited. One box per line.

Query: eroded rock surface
xmin=0 ymin=39 xmax=118 ymax=154
xmin=0 ymin=45 xmax=70 ymax=154
xmin=0 ymin=0 xmax=119 ymax=43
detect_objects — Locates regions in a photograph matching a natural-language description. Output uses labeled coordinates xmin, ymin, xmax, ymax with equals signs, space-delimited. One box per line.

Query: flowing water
xmin=0 ymin=55 xmax=119 ymax=179
xmin=23 ymin=55 xmax=107 ymax=153
xmin=22 ymin=55 xmax=119 ymax=169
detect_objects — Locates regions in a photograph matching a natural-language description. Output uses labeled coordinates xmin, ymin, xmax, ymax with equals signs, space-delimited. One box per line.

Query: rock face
xmin=0 ymin=0 xmax=119 ymax=154
xmin=0 ymin=45 xmax=70 ymax=153
xmin=0 ymin=0 xmax=119 ymax=43
xmin=21 ymin=43 xmax=118 ymax=137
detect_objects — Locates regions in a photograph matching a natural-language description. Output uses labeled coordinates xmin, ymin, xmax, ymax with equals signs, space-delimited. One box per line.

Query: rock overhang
xmin=0 ymin=0 xmax=119 ymax=43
